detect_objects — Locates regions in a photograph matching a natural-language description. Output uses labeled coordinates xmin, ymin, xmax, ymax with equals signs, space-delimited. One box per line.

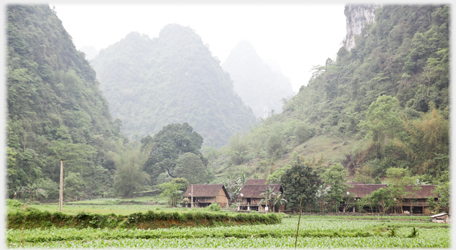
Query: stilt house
xmin=343 ymin=183 xmax=438 ymax=214
xmin=237 ymin=179 xmax=284 ymax=212
xmin=182 ymin=184 xmax=230 ymax=208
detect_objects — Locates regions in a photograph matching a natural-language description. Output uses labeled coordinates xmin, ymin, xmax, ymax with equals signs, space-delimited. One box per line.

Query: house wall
xmin=192 ymin=197 xmax=216 ymax=203
xmin=239 ymin=198 xmax=261 ymax=206
xmin=215 ymin=188 xmax=229 ymax=208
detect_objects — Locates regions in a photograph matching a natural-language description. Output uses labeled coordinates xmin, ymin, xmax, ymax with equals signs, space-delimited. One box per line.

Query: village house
xmin=181 ymin=184 xmax=230 ymax=208
xmin=342 ymin=183 xmax=438 ymax=214
xmin=236 ymin=179 xmax=284 ymax=212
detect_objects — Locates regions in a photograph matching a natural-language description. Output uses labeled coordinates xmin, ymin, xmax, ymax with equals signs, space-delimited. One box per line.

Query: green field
xmin=9 ymin=195 xmax=181 ymax=216
xmin=7 ymin=213 xmax=450 ymax=248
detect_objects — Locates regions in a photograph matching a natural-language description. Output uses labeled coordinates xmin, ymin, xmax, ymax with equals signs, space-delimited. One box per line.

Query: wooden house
xmin=181 ymin=184 xmax=230 ymax=208
xmin=237 ymin=180 xmax=284 ymax=212
xmin=343 ymin=183 xmax=438 ymax=214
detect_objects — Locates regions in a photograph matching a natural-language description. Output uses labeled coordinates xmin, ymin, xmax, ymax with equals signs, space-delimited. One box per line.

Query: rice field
xmin=6 ymin=215 xmax=450 ymax=248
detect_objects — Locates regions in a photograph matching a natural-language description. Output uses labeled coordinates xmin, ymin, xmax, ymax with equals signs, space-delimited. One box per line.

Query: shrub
xmin=206 ymin=203 xmax=221 ymax=212
xmin=7 ymin=199 xmax=23 ymax=208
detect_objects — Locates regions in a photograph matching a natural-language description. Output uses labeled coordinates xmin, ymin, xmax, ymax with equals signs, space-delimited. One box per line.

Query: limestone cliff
xmin=344 ymin=4 xmax=381 ymax=51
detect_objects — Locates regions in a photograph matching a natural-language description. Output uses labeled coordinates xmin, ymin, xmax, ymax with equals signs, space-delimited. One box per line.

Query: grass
xmin=291 ymin=134 xmax=368 ymax=163
xmin=10 ymin=195 xmax=174 ymax=215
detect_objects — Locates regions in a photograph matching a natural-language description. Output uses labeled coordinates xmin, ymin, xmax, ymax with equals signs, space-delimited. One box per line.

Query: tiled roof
xmin=347 ymin=184 xmax=437 ymax=198
xmin=238 ymin=184 xmax=283 ymax=198
xmin=347 ymin=184 xmax=387 ymax=198
xmin=183 ymin=184 xmax=230 ymax=199
xmin=405 ymin=185 xmax=437 ymax=198
xmin=245 ymin=179 xmax=268 ymax=185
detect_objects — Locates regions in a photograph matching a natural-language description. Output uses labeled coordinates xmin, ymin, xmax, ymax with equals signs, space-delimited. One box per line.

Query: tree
xmin=38 ymin=178 xmax=59 ymax=201
xmin=386 ymin=168 xmax=414 ymax=213
xmin=267 ymin=165 xmax=292 ymax=184
xmin=174 ymin=152 xmax=208 ymax=184
xmin=280 ymin=161 xmax=322 ymax=211
xmin=142 ymin=123 xmax=206 ymax=184
xmin=222 ymin=174 xmax=246 ymax=203
xmin=228 ymin=131 xmax=249 ymax=165
xmin=272 ymin=192 xmax=287 ymax=212
xmin=343 ymin=192 xmax=357 ymax=213
xmin=356 ymin=195 xmax=370 ymax=213
xmin=322 ymin=164 xmax=350 ymax=212
xmin=258 ymin=186 xmax=277 ymax=213
xmin=428 ymin=171 xmax=450 ymax=213
xmin=354 ymin=165 xmax=375 ymax=184
xmin=266 ymin=132 xmax=284 ymax=160
xmin=294 ymin=122 xmax=314 ymax=144
xmin=170 ymin=178 xmax=189 ymax=193
xmin=64 ymin=172 xmax=85 ymax=201
xmin=358 ymin=95 xmax=402 ymax=157
xmin=316 ymin=184 xmax=328 ymax=213
xmin=403 ymin=107 xmax=449 ymax=176
xmin=111 ymin=144 xmax=150 ymax=198
xmin=370 ymin=187 xmax=393 ymax=215
xmin=159 ymin=179 xmax=188 ymax=207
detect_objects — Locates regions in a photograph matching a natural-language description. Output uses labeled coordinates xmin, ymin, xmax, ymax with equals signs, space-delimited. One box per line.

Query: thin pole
xmin=191 ymin=183 xmax=193 ymax=208
xmin=295 ymin=197 xmax=303 ymax=249
xmin=59 ymin=159 xmax=63 ymax=212
xmin=266 ymin=194 xmax=268 ymax=214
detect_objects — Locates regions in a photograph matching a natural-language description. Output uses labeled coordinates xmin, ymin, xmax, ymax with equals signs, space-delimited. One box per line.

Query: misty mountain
xmin=91 ymin=25 xmax=257 ymax=147
xmin=7 ymin=5 xmax=125 ymax=198
xmin=222 ymin=40 xmax=295 ymax=118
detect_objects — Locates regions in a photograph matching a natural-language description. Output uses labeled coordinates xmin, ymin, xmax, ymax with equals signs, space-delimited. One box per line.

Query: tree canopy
xmin=280 ymin=161 xmax=322 ymax=211
xmin=175 ymin=152 xmax=209 ymax=184
xmin=142 ymin=123 xmax=207 ymax=184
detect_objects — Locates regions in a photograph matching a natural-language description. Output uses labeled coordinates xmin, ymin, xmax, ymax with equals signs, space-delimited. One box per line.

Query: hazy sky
xmin=51 ymin=4 xmax=347 ymax=92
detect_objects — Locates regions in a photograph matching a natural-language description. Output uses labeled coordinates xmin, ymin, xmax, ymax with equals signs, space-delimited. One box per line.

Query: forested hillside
xmin=208 ymin=5 xmax=449 ymax=185
xmin=222 ymin=40 xmax=295 ymax=118
xmin=6 ymin=5 xmax=126 ymax=200
xmin=91 ymin=25 xmax=257 ymax=148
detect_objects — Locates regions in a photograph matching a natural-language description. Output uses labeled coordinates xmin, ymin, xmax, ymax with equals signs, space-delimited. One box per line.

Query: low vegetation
xmin=8 ymin=209 xmax=281 ymax=231
xmin=7 ymin=215 xmax=450 ymax=248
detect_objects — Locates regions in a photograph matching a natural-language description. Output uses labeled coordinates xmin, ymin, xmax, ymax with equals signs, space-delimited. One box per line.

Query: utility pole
xmin=59 ymin=159 xmax=63 ymax=212
xmin=191 ymin=183 xmax=193 ymax=208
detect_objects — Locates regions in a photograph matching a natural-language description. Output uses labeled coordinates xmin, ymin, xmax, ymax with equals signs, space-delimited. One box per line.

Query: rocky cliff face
xmin=344 ymin=4 xmax=381 ymax=51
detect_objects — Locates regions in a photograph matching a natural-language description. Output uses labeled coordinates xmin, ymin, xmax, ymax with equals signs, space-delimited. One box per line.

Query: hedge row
xmin=7 ymin=209 xmax=282 ymax=229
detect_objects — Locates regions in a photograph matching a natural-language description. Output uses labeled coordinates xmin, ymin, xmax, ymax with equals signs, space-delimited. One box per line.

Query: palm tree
xmin=258 ymin=186 xmax=277 ymax=213
xmin=223 ymin=174 xmax=246 ymax=203
xmin=272 ymin=192 xmax=287 ymax=212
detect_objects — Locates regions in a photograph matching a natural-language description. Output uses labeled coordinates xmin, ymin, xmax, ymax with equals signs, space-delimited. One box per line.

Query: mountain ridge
xmin=92 ymin=25 xmax=257 ymax=148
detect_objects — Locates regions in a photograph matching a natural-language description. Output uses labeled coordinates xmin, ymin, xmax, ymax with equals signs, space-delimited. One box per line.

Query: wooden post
xmin=295 ymin=197 xmax=303 ymax=248
xmin=59 ymin=159 xmax=63 ymax=212
xmin=191 ymin=183 xmax=193 ymax=208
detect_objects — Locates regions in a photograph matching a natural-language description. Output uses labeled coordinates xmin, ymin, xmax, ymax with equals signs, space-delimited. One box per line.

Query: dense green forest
xmin=222 ymin=40 xmax=295 ymax=118
xmin=206 ymin=5 xmax=449 ymax=186
xmin=91 ymin=26 xmax=257 ymax=148
xmin=6 ymin=5 xmax=127 ymax=200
